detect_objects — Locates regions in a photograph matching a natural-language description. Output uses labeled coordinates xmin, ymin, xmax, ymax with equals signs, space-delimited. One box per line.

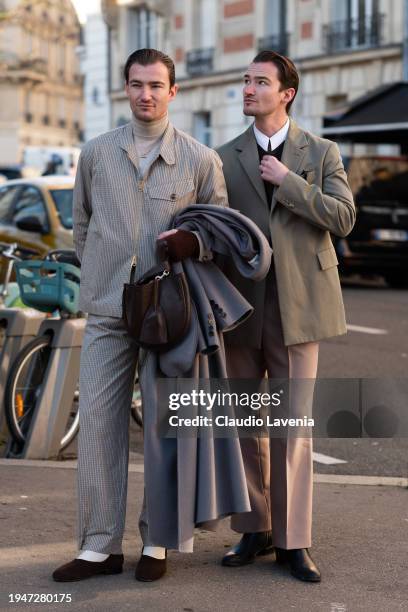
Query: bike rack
xmin=0 ymin=308 xmax=46 ymax=437
xmin=6 ymin=317 xmax=86 ymax=460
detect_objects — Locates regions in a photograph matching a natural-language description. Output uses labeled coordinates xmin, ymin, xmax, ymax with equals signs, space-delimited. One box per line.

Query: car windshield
xmin=49 ymin=189 xmax=73 ymax=229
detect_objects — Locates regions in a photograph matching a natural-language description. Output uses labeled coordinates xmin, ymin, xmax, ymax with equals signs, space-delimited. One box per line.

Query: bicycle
xmin=4 ymin=250 xmax=142 ymax=456
xmin=0 ymin=242 xmax=47 ymax=438
xmin=4 ymin=250 xmax=82 ymax=454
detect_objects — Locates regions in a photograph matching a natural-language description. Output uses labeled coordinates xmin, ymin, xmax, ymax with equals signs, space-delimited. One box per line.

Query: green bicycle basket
xmin=14 ymin=260 xmax=81 ymax=314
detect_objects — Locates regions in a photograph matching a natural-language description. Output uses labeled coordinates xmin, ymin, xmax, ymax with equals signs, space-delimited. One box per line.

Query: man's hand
xmin=156 ymin=229 xmax=199 ymax=262
xmin=259 ymin=156 xmax=289 ymax=186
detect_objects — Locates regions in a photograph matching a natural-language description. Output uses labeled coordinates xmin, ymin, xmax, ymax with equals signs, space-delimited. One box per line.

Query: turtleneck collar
xmin=131 ymin=112 xmax=169 ymax=140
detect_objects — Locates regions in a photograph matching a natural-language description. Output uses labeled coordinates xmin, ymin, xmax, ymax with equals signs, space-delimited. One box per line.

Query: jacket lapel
xmin=236 ymin=126 xmax=268 ymax=207
xmin=270 ymin=119 xmax=309 ymax=213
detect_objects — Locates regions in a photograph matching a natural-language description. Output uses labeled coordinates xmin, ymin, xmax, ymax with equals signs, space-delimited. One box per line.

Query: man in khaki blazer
xmin=217 ymin=50 xmax=355 ymax=582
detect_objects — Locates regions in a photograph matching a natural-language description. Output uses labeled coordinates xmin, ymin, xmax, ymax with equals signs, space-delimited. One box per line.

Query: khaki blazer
xmin=217 ymin=119 xmax=356 ymax=346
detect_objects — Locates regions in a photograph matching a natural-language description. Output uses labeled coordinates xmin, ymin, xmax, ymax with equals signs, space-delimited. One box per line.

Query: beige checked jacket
xmin=73 ymin=122 xmax=228 ymax=316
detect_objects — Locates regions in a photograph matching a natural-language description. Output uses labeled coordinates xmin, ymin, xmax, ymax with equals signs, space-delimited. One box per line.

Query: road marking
xmin=313 ymin=452 xmax=347 ymax=465
xmin=347 ymin=324 xmax=387 ymax=335
xmin=314 ymin=474 xmax=408 ymax=487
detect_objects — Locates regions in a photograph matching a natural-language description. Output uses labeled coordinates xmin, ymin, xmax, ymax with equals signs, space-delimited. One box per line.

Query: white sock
xmin=143 ymin=546 xmax=166 ymax=560
xmin=76 ymin=550 xmax=109 ymax=562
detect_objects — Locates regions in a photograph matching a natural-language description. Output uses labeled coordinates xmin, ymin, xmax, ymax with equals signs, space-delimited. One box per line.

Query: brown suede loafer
xmin=52 ymin=554 xmax=124 ymax=582
xmin=135 ymin=551 xmax=167 ymax=582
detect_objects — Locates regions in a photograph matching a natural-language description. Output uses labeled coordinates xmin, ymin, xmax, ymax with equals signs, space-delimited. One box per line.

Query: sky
xmin=71 ymin=0 xmax=101 ymax=24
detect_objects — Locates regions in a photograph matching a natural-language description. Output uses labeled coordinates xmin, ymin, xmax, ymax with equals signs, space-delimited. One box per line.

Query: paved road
xmin=0 ymin=462 xmax=407 ymax=612
xmin=319 ymin=282 xmax=408 ymax=378
xmin=314 ymin=283 xmax=408 ymax=476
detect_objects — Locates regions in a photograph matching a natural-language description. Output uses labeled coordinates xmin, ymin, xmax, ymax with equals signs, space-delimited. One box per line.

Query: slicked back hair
xmin=252 ymin=50 xmax=299 ymax=112
xmin=124 ymin=48 xmax=175 ymax=88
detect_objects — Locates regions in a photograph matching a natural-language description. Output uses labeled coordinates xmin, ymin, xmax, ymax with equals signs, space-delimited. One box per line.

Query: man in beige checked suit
xmin=53 ymin=49 xmax=228 ymax=584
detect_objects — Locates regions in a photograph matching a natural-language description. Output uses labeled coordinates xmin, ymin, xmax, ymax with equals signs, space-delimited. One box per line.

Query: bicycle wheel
xmin=4 ymin=336 xmax=52 ymax=445
xmin=61 ymin=383 xmax=79 ymax=451
xmin=130 ymin=374 xmax=143 ymax=428
xmin=4 ymin=336 xmax=79 ymax=449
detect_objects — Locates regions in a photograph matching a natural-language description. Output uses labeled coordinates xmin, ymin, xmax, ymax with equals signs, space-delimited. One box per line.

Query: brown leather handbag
xmin=122 ymin=255 xmax=191 ymax=353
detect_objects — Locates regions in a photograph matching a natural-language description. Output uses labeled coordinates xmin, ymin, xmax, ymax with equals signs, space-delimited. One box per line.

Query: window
xmin=49 ymin=189 xmax=73 ymax=229
xmin=193 ymin=112 xmax=212 ymax=147
xmin=58 ymin=97 xmax=65 ymax=124
xmin=193 ymin=0 xmax=216 ymax=49
xmin=265 ymin=0 xmax=286 ymax=39
xmin=24 ymin=90 xmax=31 ymax=116
xmin=126 ymin=7 xmax=161 ymax=54
xmin=58 ymin=44 xmax=65 ymax=76
xmin=328 ymin=0 xmax=381 ymax=51
xmin=11 ymin=186 xmax=48 ymax=230
xmin=0 ymin=186 xmax=20 ymax=223
xmin=259 ymin=0 xmax=287 ymax=54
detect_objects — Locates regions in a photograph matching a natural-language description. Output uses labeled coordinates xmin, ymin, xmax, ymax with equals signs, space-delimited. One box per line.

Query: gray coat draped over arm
xmin=138 ymin=205 xmax=272 ymax=552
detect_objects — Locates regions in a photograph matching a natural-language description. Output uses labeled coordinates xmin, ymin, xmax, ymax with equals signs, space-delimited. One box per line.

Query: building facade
xmin=0 ymin=0 xmax=84 ymax=166
xmin=102 ymin=0 xmax=406 ymax=154
xmin=78 ymin=11 xmax=111 ymax=142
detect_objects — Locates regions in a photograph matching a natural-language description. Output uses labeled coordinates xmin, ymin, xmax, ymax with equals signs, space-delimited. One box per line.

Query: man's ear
xmin=283 ymin=87 xmax=296 ymax=105
xmin=169 ymin=84 xmax=179 ymax=101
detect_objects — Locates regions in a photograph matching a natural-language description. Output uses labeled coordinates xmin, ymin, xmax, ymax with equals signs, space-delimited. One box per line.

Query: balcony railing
xmin=186 ymin=48 xmax=214 ymax=77
xmin=324 ymin=14 xmax=384 ymax=54
xmin=257 ymin=33 xmax=289 ymax=56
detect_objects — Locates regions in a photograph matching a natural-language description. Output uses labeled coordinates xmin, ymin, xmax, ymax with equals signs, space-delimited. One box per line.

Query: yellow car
xmin=0 ymin=176 xmax=74 ymax=280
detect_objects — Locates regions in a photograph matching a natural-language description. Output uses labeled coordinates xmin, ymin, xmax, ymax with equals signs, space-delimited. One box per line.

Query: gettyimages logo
xmin=167 ymin=388 xmax=314 ymax=429
xmin=156 ymin=378 xmax=408 ymax=439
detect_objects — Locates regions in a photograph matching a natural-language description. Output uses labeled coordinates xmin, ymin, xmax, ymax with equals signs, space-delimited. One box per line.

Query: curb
xmin=1 ymin=459 xmax=407 ymax=487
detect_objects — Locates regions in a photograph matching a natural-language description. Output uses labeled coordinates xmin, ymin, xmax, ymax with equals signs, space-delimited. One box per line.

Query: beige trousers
xmin=225 ymin=267 xmax=319 ymax=549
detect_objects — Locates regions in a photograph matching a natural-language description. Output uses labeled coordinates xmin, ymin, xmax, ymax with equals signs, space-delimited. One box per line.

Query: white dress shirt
xmin=253 ymin=119 xmax=290 ymax=152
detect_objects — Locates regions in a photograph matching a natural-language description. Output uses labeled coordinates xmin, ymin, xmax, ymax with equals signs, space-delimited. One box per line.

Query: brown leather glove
xmin=157 ymin=229 xmax=200 ymax=262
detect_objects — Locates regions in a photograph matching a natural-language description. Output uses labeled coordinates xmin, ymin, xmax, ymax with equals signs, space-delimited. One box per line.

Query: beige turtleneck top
xmin=131 ymin=112 xmax=169 ymax=176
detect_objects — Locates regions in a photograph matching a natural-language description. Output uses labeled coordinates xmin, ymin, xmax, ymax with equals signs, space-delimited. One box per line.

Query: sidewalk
xmin=0 ymin=456 xmax=407 ymax=612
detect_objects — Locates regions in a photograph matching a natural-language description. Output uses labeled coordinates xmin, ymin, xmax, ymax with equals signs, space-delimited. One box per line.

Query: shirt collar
xmin=253 ymin=118 xmax=290 ymax=152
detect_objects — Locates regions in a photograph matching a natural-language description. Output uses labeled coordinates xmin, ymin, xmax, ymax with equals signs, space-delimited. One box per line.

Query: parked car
xmin=0 ymin=176 xmax=74 ymax=281
xmin=336 ymin=156 xmax=408 ymax=288
xmin=0 ymin=165 xmax=23 ymax=182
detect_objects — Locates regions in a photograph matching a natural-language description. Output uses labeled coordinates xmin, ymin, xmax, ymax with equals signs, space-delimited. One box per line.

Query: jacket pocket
xmin=147 ymin=178 xmax=195 ymax=202
xmin=317 ymin=246 xmax=338 ymax=270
